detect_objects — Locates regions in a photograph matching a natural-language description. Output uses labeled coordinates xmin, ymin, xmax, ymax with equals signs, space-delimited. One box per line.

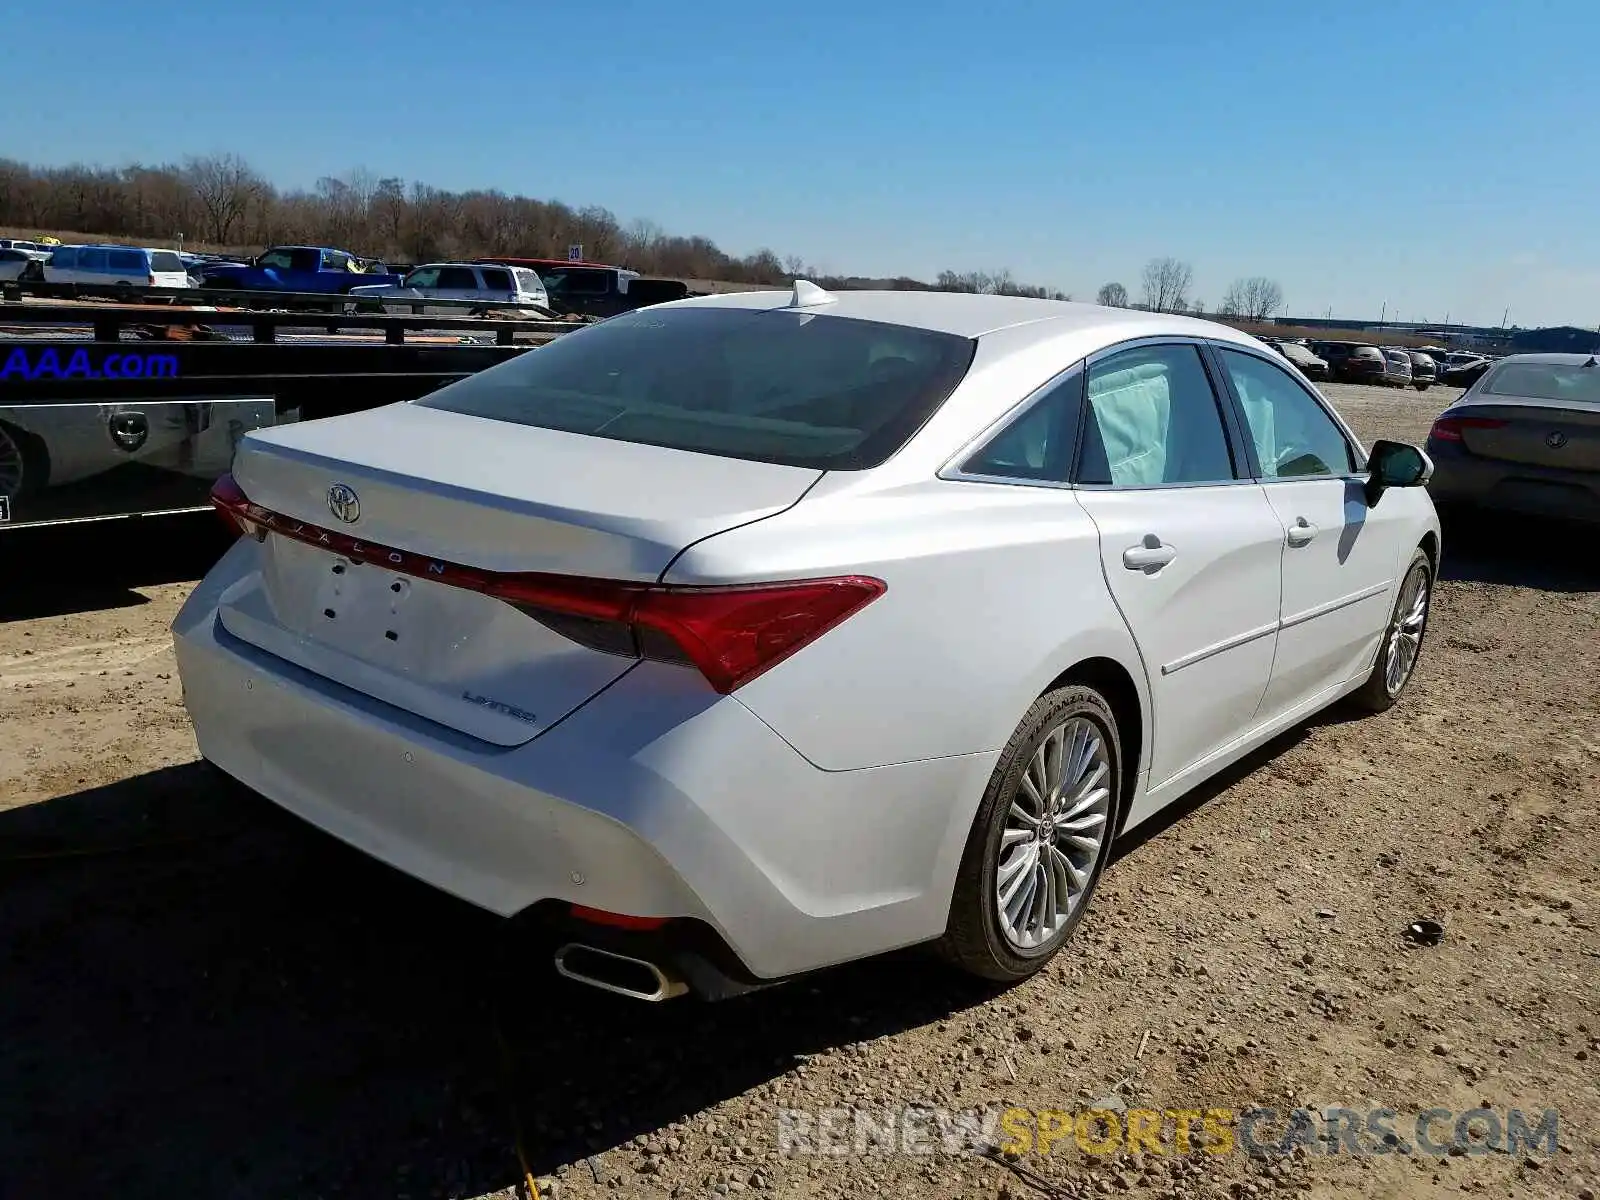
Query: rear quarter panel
xmin=663 ymin=477 xmax=1149 ymax=774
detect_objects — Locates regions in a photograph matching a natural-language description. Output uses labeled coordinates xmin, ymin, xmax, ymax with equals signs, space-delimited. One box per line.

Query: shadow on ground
xmin=0 ymin=512 xmax=231 ymax=620
xmin=0 ymin=764 xmax=1000 ymax=1199
xmin=1438 ymin=509 xmax=1600 ymax=592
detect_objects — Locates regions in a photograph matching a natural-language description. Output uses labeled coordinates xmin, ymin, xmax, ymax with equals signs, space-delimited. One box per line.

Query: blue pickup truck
xmin=198 ymin=246 xmax=404 ymax=296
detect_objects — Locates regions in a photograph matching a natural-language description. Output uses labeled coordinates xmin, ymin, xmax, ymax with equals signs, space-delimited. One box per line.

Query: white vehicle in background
xmin=42 ymin=244 xmax=193 ymax=294
xmin=347 ymin=262 xmax=550 ymax=314
xmin=0 ymin=246 xmax=50 ymax=283
xmin=178 ymin=287 xmax=1441 ymax=1002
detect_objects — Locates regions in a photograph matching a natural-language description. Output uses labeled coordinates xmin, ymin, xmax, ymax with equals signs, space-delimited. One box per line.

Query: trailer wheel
xmin=0 ymin=419 xmax=48 ymax=502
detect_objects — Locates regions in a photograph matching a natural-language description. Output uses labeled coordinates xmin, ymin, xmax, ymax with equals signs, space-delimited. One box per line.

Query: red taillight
xmin=206 ymin=474 xmax=885 ymax=693
xmin=489 ymin=571 xmax=887 ymax=693
xmin=209 ymin=472 xmax=254 ymax=537
xmin=1429 ymin=415 xmax=1507 ymax=442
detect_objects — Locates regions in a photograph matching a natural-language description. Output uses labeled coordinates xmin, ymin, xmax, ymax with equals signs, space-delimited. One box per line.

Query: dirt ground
xmin=1 ymin=383 xmax=1596 ymax=1200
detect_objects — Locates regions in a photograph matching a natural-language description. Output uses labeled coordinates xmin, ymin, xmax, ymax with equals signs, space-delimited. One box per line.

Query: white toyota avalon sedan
xmin=175 ymin=285 xmax=1439 ymax=1002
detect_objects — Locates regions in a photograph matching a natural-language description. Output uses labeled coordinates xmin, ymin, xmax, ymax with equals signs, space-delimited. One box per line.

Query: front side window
xmin=416 ymin=306 xmax=975 ymax=470
xmin=1078 ymin=345 xmax=1236 ymax=486
xmin=1219 ymin=348 xmax=1355 ymax=479
xmin=404 ymin=267 xmax=441 ymax=289
xmin=258 ymin=249 xmax=296 ymax=270
xmin=960 ymin=367 xmax=1082 ymax=483
xmin=78 ymin=248 xmax=109 ymax=271
xmin=49 ymin=248 xmax=78 ymax=269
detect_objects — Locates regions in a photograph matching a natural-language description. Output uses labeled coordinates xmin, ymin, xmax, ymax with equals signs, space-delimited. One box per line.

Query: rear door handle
xmin=1286 ymin=518 xmax=1318 ymax=546
xmin=1122 ymin=536 xmax=1176 ymax=572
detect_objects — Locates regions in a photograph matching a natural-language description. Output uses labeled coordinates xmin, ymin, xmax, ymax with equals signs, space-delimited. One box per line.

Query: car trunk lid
xmin=1452 ymin=398 xmax=1600 ymax=471
xmin=217 ymin=402 xmax=822 ymax=745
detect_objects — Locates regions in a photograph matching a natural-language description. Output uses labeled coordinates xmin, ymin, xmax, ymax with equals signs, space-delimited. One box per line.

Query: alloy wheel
xmin=1384 ymin=564 xmax=1430 ymax=695
xmin=995 ymin=716 xmax=1113 ymax=950
xmin=0 ymin=423 xmax=25 ymax=500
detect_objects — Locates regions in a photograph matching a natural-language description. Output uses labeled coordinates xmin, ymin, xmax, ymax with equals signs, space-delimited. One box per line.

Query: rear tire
xmin=1346 ymin=549 xmax=1432 ymax=713
xmin=0 ymin=418 xmax=49 ymax=501
xmin=939 ymin=685 xmax=1120 ymax=982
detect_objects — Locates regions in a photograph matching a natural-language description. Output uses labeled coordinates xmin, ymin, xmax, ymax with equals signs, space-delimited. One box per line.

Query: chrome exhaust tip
xmin=553 ymin=943 xmax=689 ymax=1002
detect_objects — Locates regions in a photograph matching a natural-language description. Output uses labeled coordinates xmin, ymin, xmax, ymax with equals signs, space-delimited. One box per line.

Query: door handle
xmin=1286 ymin=517 xmax=1318 ymax=546
xmin=1122 ymin=536 xmax=1176 ymax=572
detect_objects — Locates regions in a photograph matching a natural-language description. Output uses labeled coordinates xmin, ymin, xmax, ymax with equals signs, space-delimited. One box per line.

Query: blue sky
xmin=2 ymin=0 xmax=1595 ymax=327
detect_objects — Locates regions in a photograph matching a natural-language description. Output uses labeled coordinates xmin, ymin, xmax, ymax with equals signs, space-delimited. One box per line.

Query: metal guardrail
xmin=0 ymin=302 xmax=586 ymax=346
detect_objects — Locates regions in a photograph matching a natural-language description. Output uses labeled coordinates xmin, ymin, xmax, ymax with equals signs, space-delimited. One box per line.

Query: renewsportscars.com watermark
xmin=776 ymin=1104 xmax=1561 ymax=1159
xmin=1 ymin=346 xmax=179 ymax=381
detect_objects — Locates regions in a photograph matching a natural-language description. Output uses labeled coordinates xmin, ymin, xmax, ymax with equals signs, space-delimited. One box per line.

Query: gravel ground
xmin=1 ymin=383 xmax=1597 ymax=1200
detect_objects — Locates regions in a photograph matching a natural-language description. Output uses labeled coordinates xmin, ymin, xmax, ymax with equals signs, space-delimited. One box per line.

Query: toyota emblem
xmin=327 ymin=483 xmax=361 ymax=524
xmin=1546 ymin=430 xmax=1568 ymax=449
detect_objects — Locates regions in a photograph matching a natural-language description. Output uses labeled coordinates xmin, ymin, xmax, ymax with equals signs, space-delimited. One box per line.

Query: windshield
xmin=1482 ymin=362 xmax=1600 ymax=404
xmin=415 ymin=306 xmax=976 ymax=469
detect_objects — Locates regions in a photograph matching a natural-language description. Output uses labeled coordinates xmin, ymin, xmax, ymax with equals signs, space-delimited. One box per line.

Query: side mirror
xmin=1364 ymin=439 xmax=1433 ymax=506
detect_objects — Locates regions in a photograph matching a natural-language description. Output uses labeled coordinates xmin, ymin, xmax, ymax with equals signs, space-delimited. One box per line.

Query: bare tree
xmin=1096 ymin=281 xmax=1128 ymax=308
xmin=182 ymin=153 xmax=263 ymax=244
xmin=1219 ymin=277 xmax=1283 ymax=322
xmin=1140 ymin=257 xmax=1192 ymax=313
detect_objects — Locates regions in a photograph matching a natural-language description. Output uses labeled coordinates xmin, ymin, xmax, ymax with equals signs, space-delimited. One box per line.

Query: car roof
xmin=1482 ymin=352 xmax=1600 ymax=366
xmin=661 ymin=286 xmax=1268 ymax=345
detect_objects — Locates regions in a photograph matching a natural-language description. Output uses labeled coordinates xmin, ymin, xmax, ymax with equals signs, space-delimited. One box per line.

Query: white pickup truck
xmin=347 ymin=262 xmax=551 ymax=314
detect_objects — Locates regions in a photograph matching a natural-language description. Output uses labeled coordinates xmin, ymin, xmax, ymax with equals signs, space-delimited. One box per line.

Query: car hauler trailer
xmin=0 ymin=302 xmax=580 ymax=533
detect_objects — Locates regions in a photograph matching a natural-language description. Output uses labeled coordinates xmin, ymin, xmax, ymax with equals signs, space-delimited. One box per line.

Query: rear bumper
xmin=1425 ymin=440 xmax=1600 ymax=523
xmin=172 ymin=546 xmax=997 ymax=980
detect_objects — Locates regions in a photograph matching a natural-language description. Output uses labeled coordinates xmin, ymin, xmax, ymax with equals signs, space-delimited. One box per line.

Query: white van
xmin=43 ymin=245 xmax=193 ymax=292
xmin=347 ymin=262 xmax=550 ymax=314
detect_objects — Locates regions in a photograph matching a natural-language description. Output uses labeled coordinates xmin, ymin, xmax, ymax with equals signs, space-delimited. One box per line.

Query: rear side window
xmin=107 ymin=249 xmax=144 ymax=271
xmin=479 ymin=267 xmax=513 ymax=290
xmin=960 ymin=367 xmax=1083 ymax=483
xmin=79 ymin=248 xmax=109 ymax=271
xmin=149 ymin=251 xmax=185 ymax=272
xmin=437 ymin=266 xmax=478 ymax=289
xmin=415 ymin=307 xmax=976 ymax=470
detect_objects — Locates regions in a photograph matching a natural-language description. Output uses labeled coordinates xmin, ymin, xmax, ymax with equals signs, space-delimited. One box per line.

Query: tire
xmin=0 ymin=418 xmax=49 ymax=501
xmin=939 ymin=685 xmax=1121 ymax=982
xmin=1415 ymin=382 xmax=1431 ymax=392
xmin=1346 ymin=549 xmax=1433 ymax=713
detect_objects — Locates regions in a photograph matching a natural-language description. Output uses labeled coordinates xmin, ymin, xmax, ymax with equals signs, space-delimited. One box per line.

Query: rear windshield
xmin=148 ymin=251 xmax=185 ymax=272
xmin=415 ymin=306 xmax=976 ymax=470
xmin=1482 ymin=362 xmax=1600 ymax=403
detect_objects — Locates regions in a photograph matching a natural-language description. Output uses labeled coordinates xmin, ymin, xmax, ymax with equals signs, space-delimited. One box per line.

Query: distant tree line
xmin=0 ymin=153 xmax=1060 ymax=294
xmin=1095 ymin=259 xmax=1284 ymax=322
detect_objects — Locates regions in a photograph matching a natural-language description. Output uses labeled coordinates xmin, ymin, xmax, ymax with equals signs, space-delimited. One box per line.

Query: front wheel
xmin=939 ymin=686 xmax=1120 ymax=982
xmin=1347 ymin=549 xmax=1433 ymax=713
xmin=1415 ymin=382 xmax=1431 ymax=392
